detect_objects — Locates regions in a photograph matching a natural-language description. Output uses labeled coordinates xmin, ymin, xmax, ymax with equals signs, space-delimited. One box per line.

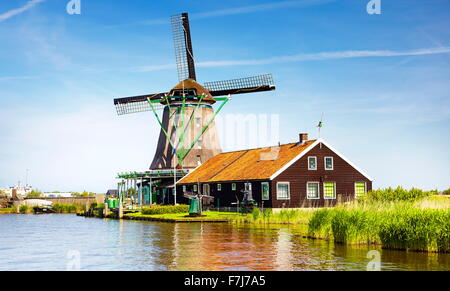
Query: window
xmin=193 ymin=184 xmax=198 ymax=192
xmin=277 ymin=182 xmax=290 ymax=200
xmin=231 ymin=183 xmax=237 ymax=191
xmin=323 ymin=182 xmax=336 ymax=199
xmin=196 ymin=155 xmax=202 ymax=166
xmin=182 ymin=186 xmax=187 ymax=193
xmin=245 ymin=183 xmax=252 ymax=191
xmin=355 ymin=182 xmax=366 ymax=198
xmin=325 ymin=157 xmax=334 ymax=170
xmin=197 ymin=140 xmax=203 ymax=149
xmin=203 ymin=184 xmax=210 ymax=195
xmin=217 ymin=184 xmax=222 ymax=191
xmin=262 ymin=182 xmax=270 ymax=200
xmin=307 ymin=182 xmax=320 ymax=199
xmin=195 ymin=117 xmax=201 ymax=128
xmin=308 ymin=156 xmax=317 ymax=170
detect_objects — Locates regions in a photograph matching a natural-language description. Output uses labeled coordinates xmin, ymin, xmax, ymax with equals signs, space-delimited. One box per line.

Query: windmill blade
xmin=205 ymin=74 xmax=276 ymax=97
xmin=171 ymin=13 xmax=196 ymax=82
xmin=114 ymin=93 xmax=167 ymax=115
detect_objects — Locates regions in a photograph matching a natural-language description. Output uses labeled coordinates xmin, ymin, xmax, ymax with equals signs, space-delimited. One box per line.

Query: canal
xmin=0 ymin=214 xmax=448 ymax=271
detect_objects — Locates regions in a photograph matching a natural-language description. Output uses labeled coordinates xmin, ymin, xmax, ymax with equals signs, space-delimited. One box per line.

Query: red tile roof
xmin=178 ymin=140 xmax=317 ymax=184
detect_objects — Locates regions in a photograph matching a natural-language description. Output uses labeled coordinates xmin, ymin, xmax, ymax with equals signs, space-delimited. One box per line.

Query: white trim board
xmin=176 ymin=165 xmax=201 ymax=184
xmin=269 ymin=138 xmax=373 ymax=181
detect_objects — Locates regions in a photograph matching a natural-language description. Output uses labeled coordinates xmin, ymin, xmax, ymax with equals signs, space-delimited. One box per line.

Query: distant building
xmin=42 ymin=192 xmax=73 ymax=198
xmin=2 ymin=185 xmax=32 ymax=198
xmin=177 ymin=134 xmax=373 ymax=208
xmin=106 ymin=189 xmax=118 ymax=197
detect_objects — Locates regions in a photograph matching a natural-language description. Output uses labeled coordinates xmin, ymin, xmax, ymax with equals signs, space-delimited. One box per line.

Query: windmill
xmin=113 ymin=13 xmax=276 ymax=205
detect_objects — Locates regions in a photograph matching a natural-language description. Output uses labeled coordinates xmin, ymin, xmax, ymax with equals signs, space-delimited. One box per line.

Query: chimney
xmin=299 ymin=133 xmax=309 ymax=144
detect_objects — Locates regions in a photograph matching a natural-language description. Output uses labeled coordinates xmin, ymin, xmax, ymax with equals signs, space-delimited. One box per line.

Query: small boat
xmin=33 ymin=206 xmax=56 ymax=214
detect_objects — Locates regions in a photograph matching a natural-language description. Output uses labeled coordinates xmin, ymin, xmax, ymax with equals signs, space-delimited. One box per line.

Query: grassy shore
xmin=307 ymin=191 xmax=450 ymax=253
xmin=126 ymin=211 xmax=241 ymax=221
xmin=0 ymin=203 xmax=87 ymax=214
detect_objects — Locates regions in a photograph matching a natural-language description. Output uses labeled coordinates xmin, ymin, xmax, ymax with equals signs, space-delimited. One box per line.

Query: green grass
xmin=0 ymin=208 xmax=14 ymax=214
xmin=126 ymin=211 xmax=241 ymax=221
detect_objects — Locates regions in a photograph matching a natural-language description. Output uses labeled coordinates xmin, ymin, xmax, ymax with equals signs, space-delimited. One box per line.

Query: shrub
xmin=52 ymin=203 xmax=80 ymax=213
xmin=251 ymin=208 xmax=261 ymax=221
xmin=19 ymin=205 xmax=29 ymax=214
xmin=363 ymin=186 xmax=433 ymax=203
xmin=141 ymin=204 xmax=189 ymax=215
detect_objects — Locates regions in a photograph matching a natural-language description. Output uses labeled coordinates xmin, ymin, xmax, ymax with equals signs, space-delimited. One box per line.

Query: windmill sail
xmin=114 ymin=93 xmax=167 ymax=115
xmin=171 ymin=13 xmax=196 ymax=82
xmin=205 ymin=74 xmax=275 ymax=97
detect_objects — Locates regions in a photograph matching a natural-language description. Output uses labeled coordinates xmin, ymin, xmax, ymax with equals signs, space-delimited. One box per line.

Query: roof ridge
xmin=220 ymin=141 xmax=315 ymax=154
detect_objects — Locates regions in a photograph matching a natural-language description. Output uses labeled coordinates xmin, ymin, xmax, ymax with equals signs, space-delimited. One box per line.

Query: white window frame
xmin=193 ymin=184 xmax=198 ymax=192
xmin=306 ymin=182 xmax=320 ymax=200
xmin=261 ymin=182 xmax=270 ymax=201
xmin=276 ymin=182 xmax=290 ymax=200
xmin=308 ymin=156 xmax=317 ymax=170
xmin=217 ymin=184 xmax=222 ymax=191
xmin=323 ymin=182 xmax=336 ymax=200
xmin=231 ymin=183 xmax=237 ymax=191
xmin=324 ymin=156 xmax=334 ymax=170
xmin=182 ymin=185 xmax=187 ymax=193
xmin=354 ymin=182 xmax=367 ymax=198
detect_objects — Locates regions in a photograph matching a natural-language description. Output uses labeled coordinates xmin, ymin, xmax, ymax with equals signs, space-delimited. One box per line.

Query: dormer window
xmin=308 ymin=156 xmax=317 ymax=170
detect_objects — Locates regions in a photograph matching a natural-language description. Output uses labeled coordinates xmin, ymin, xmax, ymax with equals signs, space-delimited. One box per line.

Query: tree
xmin=71 ymin=191 xmax=96 ymax=197
xmin=27 ymin=190 xmax=42 ymax=199
xmin=444 ymin=188 xmax=450 ymax=195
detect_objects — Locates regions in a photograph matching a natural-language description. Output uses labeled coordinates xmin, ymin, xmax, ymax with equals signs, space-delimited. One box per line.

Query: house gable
xmin=270 ymin=138 xmax=373 ymax=182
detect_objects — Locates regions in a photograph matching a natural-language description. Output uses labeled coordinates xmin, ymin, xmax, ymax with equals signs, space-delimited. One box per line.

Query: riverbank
xmin=0 ymin=203 xmax=89 ymax=214
xmin=113 ymin=188 xmax=450 ymax=253
xmin=307 ymin=196 xmax=450 ymax=253
xmin=124 ymin=211 xmax=240 ymax=223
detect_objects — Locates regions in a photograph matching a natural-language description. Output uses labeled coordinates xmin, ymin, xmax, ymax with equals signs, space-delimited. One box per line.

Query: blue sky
xmin=0 ymin=0 xmax=449 ymax=192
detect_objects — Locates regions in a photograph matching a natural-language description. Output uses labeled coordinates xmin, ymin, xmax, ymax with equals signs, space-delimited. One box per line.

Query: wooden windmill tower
xmin=114 ymin=13 xmax=275 ymax=204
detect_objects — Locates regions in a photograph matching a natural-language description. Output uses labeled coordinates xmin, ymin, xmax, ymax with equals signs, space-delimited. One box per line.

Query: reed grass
xmin=308 ymin=188 xmax=450 ymax=253
xmin=52 ymin=203 xmax=84 ymax=213
xmin=232 ymin=208 xmax=315 ymax=225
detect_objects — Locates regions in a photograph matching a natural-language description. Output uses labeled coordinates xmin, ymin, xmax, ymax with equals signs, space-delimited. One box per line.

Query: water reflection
xmin=0 ymin=215 xmax=448 ymax=271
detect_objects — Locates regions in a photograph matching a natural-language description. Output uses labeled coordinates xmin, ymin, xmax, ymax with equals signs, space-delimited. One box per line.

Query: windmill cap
xmin=164 ymin=79 xmax=216 ymax=104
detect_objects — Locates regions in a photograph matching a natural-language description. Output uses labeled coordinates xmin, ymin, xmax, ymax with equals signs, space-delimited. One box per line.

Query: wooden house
xmin=176 ymin=134 xmax=372 ymax=208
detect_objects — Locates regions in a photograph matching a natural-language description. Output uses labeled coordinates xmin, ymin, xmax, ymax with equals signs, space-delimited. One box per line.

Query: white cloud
xmin=135 ymin=47 xmax=450 ymax=72
xmin=137 ymin=0 xmax=334 ymax=26
xmin=191 ymin=0 xmax=334 ymax=19
xmin=0 ymin=104 xmax=158 ymax=192
xmin=0 ymin=0 xmax=45 ymax=23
